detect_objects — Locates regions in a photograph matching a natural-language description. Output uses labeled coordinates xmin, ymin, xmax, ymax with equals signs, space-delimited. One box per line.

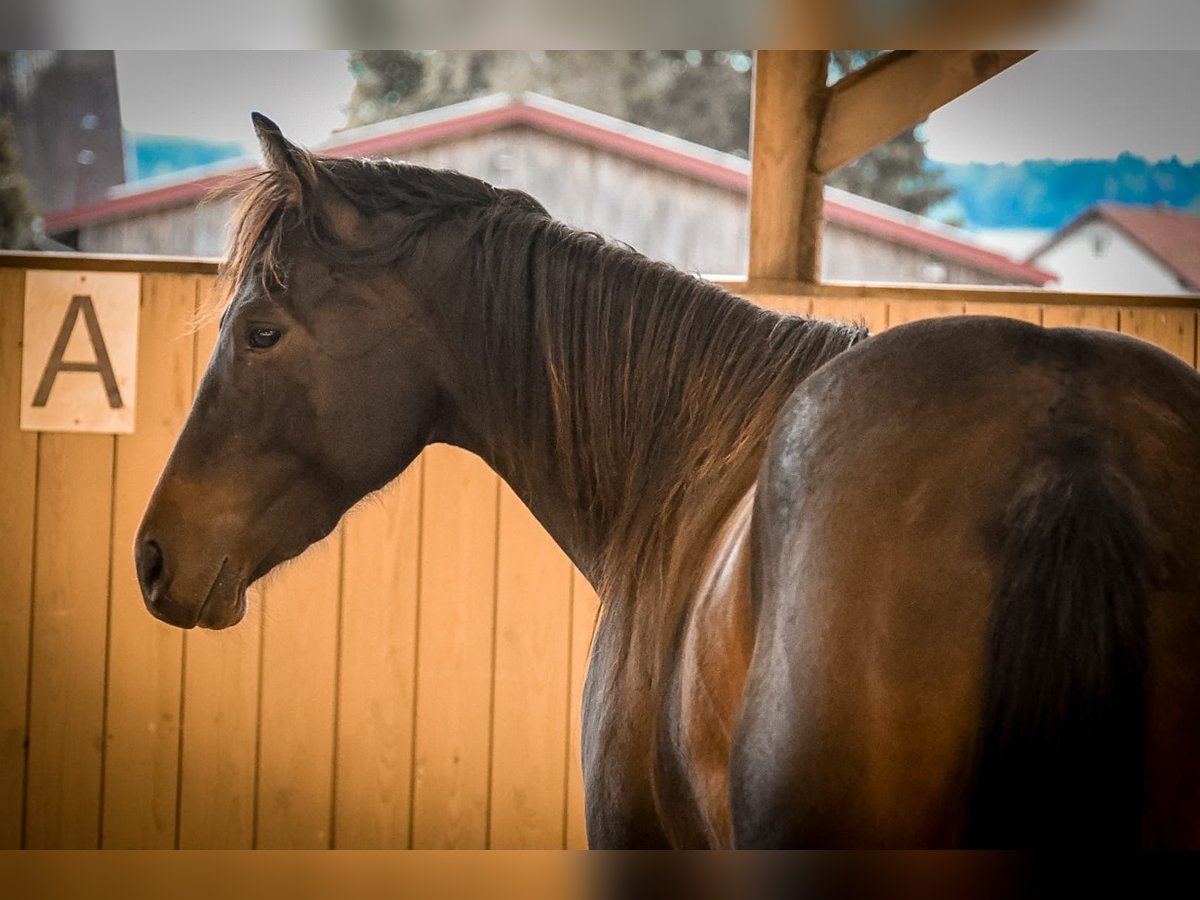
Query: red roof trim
xmin=327 ymin=103 xmax=522 ymax=160
xmin=45 ymin=96 xmax=1051 ymax=285
xmin=826 ymin=202 xmax=1055 ymax=285
xmin=507 ymin=104 xmax=751 ymax=193
xmin=44 ymin=169 xmax=250 ymax=232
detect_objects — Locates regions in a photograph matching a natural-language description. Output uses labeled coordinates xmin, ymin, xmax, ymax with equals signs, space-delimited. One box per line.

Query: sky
xmin=115 ymin=51 xmax=356 ymax=148
xmin=114 ymin=51 xmax=1200 ymax=165
xmin=923 ymin=51 xmax=1200 ymax=164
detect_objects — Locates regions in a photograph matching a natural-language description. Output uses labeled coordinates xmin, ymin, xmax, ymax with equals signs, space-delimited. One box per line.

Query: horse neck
xmin=429 ymin=214 xmax=861 ymax=597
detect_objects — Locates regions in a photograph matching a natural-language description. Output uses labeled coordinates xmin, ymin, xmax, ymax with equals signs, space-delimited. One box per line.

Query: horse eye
xmin=247 ymin=327 xmax=282 ymax=350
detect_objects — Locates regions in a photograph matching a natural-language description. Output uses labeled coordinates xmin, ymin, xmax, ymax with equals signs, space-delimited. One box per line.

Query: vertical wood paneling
xmin=1041 ymin=305 xmax=1120 ymax=332
xmin=964 ymin=302 xmax=1042 ymax=324
xmin=177 ymin=307 xmax=263 ymax=849
xmin=0 ymin=270 xmax=37 ymax=848
xmin=100 ymin=275 xmax=195 ymax=848
xmin=887 ymin=299 xmax=965 ymax=327
xmin=1120 ymin=307 xmax=1197 ymax=365
xmin=488 ymin=485 xmax=573 ymax=849
xmin=808 ymin=297 xmax=889 ymax=334
xmin=177 ymin=606 xmax=263 ymax=848
xmin=410 ymin=447 xmax=499 ymax=848
xmin=24 ymin=432 xmax=114 ymax=848
xmin=565 ymin=569 xmax=600 ymax=850
xmin=254 ymin=529 xmax=343 ymax=849
xmin=334 ymin=462 xmax=424 ymax=848
xmin=7 ymin=258 xmax=1200 ymax=851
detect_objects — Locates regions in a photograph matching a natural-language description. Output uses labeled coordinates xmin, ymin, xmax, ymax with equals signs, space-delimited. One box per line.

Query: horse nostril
xmin=137 ymin=537 xmax=165 ymax=593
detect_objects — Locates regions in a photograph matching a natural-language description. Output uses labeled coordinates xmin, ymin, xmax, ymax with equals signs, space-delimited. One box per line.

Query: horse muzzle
xmin=135 ymin=533 xmax=246 ymax=630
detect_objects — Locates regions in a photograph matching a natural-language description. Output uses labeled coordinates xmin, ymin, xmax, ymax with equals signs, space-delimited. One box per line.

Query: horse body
xmin=584 ymin=315 xmax=1200 ymax=848
xmin=136 ymin=116 xmax=1200 ymax=847
xmin=583 ymin=487 xmax=757 ymax=848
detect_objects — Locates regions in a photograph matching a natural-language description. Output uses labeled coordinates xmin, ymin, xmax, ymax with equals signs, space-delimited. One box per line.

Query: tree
xmin=826 ymin=129 xmax=956 ymax=217
xmin=345 ymin=51 xmax=754 ymax=155
xmin=824 ymin=51 xmax=955 ymax=217
xmin=0 ymin=115 xmax=37 ymax=250
xmin=344 ymin=51 xmax=954 ymax=216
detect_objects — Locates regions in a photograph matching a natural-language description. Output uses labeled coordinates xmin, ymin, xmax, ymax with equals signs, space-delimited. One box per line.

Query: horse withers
xmin=136 ymin=114 xmax=1200 ymax=847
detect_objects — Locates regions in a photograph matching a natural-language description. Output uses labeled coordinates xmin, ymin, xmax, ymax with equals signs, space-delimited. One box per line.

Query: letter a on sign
xmin=21 ymin=270 xmax=140 ymax=433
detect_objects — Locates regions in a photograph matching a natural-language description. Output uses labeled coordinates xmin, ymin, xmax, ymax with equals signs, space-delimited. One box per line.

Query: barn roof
xmin=1030 ymin=203 xmax=1200 ymax=292
xmin=44 ymin=92 xmax=1053 ymax=286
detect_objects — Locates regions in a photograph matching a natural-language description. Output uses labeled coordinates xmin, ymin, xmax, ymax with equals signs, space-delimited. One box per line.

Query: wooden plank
xmin=333 ymin=461 xmax=424 ymax=849
xmin=887 ymin=299 xmax=966 ymax=327
xmin=189 ymin=285 xmax=220 ymax=377
xmin=712 ymin=279 xmax=1200 ymax=312
xmin=254 ymin=529 xmax=343 ymax=849
xmin=1041 ymin=305 xmax=1120 ymax=332
xmin=748 ymin=51 xmax=830 ymax=283
xmin=565 ymin=568 xmax=599 ymax=850
xmin=176 ymin=303 xmax=262 ymax=849
xmin=747 ymin=294 xmax=812 ymax=317
xmin=100 ymin=274 xmax=195 ymax=848
xmin=0 ymin=270 xmax=37 ymax=849
xmin=964 ymin=302 xmax=1042 ymax=325
xmin=24 ymin=432 xmax=114 ymax=848
xmin=0 ymin=250 xmax=220 ymax=275
xmin=809 ymin=296 xmax=890 ymax=334
xmin=176 ymin=604 xmax=263 ymax=849
xmin=488 ymin=485 xmax=573 ymax=849
xmin=816 ymin=52 xmax=1033 ymax=174
xmin=1119 ymin=308 xmax=1197 ymax=366
xmin=410 ymin=446 xmax=499 ymax=849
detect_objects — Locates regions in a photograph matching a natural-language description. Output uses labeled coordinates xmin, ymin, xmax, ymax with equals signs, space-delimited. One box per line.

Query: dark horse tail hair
xmin=964 ymin=456 xmax=1150 ymax=847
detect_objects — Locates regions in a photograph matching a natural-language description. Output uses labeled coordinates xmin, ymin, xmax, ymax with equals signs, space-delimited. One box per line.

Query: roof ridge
xmin=44 ymin=92 xmax=1049 ymax=285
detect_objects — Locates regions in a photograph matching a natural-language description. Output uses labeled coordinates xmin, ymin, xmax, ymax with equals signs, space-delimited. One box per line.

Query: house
xmin=1029 ymin=203 xmax=1200 ymax=296
xmin=44 ymin=93 xmax=1052 ymax=287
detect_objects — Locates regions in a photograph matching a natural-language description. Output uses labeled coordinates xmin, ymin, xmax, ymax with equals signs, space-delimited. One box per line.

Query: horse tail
xmin=964 ymin=458 xmax=1150 ymax=846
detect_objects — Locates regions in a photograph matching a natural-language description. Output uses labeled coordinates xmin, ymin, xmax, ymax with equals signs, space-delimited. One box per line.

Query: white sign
xmin=21 ymin=270 xmax=139 ymax=434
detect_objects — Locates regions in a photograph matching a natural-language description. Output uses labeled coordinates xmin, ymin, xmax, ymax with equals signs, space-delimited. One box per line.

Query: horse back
xmin=733 ymin=315 xmax=1200 ymax=847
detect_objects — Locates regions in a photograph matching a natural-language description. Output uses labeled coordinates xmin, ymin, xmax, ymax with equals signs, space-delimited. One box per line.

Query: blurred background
xmin=2 ymin=49 xmax=1198 ymax=294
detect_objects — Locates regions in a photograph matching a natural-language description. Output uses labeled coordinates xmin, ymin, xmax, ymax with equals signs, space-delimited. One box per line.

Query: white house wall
xmin=1035 ymin=221 xmax=1191 ymax=295
xmin=79 ymin=199 xmax=236 ymax=256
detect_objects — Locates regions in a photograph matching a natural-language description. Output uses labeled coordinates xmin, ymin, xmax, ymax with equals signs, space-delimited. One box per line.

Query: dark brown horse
xmin=136 ymin=114 xmax=1200 ymax=848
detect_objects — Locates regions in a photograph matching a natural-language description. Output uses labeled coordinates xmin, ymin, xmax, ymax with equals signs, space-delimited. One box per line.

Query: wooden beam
xmin=815 ymin=51 xmax=1034 ymax=175
xmin=748 ymin=51 xmax=830 ymax=284
xmin=0 ymin=250 xmax=220 ymax=275
xmin=710 ymin=277 xmax=1200 ymax=312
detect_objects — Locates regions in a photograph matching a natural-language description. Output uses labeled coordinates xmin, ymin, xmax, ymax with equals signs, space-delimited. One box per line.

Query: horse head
xmin=135 ymin=115 xmax=449 ymax=628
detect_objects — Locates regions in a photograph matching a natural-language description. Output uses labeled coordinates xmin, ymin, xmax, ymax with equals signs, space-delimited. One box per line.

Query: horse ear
xmin=251 ymin=112 xmax=368 ymax=245
xmin=252 ymin=112 xmax=317 ymax=199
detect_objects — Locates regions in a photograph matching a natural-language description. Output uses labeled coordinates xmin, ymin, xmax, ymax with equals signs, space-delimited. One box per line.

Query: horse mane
xmin=215 ymin=153 xmax=547 ymax=305
xmin=464 ymin=210 xmax=867 ymax=595
xmin=218 ymin=150 xmax=867 ymax=599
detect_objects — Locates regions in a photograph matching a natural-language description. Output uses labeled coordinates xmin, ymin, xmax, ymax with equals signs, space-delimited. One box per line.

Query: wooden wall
xmin=0 ymin=267 xmax=597 ymax=850
xmin=742 ymin=288 xmax=1198 ymax=369
xmin=1 ymin=261 xmax=1197 ymax=849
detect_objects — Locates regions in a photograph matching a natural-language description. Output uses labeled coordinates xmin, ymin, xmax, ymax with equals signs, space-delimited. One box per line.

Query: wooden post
xmin=815 ymin=51 xmax=1033 ymax=176
xmin=748 ymin=51 xmax=830 ymax=285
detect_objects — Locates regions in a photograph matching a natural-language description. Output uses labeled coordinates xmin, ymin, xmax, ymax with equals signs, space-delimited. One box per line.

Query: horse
xmin=136 ymin=113 xmax=1200 ymax=848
